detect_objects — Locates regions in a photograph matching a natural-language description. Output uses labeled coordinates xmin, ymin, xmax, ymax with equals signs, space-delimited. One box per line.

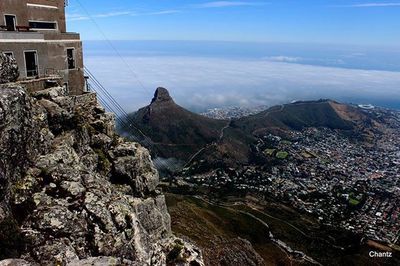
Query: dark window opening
xmin=24 ymin=51 xmax=38 ymax=77
xmin=67 ymin=49 xmax=75 ymax=69
xmin=29 ymin=21 xmax=56 ymax=30
xmin=3 ymin=52 xmax=14 ymax=58
xmin=63 ymin=83 xmax=69 ymax=94
xmin=5 ymin=15 xmax=16 ymax=31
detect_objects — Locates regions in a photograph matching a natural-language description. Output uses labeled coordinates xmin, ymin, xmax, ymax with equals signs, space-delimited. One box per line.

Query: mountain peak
xmin=151 ymin=87 xmax=173 ymax=104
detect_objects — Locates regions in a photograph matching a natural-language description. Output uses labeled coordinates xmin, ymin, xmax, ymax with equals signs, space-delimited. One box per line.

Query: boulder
xmin=111 ymin=142 xmax=159 ymax=195
xmin=0 ymin=54 xmax=19 ymax=84
xmin=67 ymin=257 xmax=135 ymax=266
xmin=0 ymin=259 xmax=31 ymax=266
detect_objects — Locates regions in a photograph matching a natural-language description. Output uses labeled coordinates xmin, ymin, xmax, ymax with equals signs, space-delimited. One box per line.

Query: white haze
xmin=85 ymin=55 xmax=400 ymax=112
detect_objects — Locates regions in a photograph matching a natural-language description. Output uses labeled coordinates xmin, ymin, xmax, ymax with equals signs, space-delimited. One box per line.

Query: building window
xmin=29 ymin=21 xmax=57 ymax=30
xmin=2 ymin=52 xmax=14 ymax=58
xmin=67 ymin=48 xmax=75 ymax=69
xmin=4 ymin=15 xmax=16 ymax=31
xmin=24 ymin=51 xmax=39 ymax=77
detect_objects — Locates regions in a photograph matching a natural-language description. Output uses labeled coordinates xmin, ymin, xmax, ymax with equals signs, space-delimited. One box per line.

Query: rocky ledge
xmin=0 ymin=85 xmax=203 ymax=266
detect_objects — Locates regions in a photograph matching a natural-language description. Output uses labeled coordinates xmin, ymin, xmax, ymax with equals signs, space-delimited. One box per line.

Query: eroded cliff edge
xmin=0 ymin=84 xmax=203 ymax=266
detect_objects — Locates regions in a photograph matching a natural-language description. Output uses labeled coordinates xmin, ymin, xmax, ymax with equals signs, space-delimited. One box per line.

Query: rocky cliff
xmin=0 ymin=84 xmax=203 ymax=266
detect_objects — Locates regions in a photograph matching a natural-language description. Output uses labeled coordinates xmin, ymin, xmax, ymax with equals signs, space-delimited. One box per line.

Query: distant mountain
xmin=234 ymin=100 xmax=357 ymax=136
xmin=120 ymin=87 xmax=228 ymax=160
xmin=194 ymin=100 xmax=374 ymax=170
xmin=120 ymin=90 xmax=376 ymax=171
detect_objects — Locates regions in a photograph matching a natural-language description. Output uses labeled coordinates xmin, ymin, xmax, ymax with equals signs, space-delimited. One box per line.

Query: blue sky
xmin=67 ymin=1 xmax=400 ymax=111
xmin=67 ymin=0 xmax=400 ymax=46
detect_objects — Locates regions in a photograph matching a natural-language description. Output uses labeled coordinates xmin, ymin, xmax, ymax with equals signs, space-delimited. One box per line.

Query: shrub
xmin=94 ymin=148 xmax=111 ymax=173
xmin=167 ymin=241 xmax=185 ymax=263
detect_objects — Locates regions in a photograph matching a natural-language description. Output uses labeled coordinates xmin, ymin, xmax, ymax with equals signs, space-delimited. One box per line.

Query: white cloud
xmin=67 ymin=9 xmax=180 ymax=21
xmin=194 ymin=1 xmax=267 ymax=8
xmin=66 ymin=13 xmax=90 ymax=21
xmin=67 ymin=11 xmax=135 ymax=21
xmin=145 ymin=10 xmax=181 ymax=15
xmin=344 ymin=2 xmax=400 ymax=7
xmin=94 ymin=11 xmax=133 ymax=18
xmin=263 ymin=56 xmax=302 ymax=63
xmin=67 ymin=1 xmax=266 ymax=22
xmin=85 ymin=55 xmax=400 ymax=112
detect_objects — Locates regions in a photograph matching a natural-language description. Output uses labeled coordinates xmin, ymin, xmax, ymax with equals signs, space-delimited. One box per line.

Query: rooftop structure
xmin=0 ymin=0 xmax=85 ymax=95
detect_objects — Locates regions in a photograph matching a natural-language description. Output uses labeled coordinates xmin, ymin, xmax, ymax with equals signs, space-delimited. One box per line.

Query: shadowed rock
xmin=151 ymin=87 xmax=174 ymax=104
xmin=0 ymin=54 xmax=19 ymax=84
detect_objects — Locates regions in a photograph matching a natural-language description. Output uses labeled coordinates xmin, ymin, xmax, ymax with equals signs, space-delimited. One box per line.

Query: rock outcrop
xmin=0 ymin=54 xmax=19 ymax=84
xmin=120 ymin=88 xmax=228 ymax=162
xmin=0 ymin=85 xmax=203 ymax=266
xmin=151 ymin=87 xmax=174 ymax=104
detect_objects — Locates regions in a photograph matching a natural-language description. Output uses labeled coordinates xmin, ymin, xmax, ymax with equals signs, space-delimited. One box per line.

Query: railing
xmin=16 ymin=26 xmax=31 ymax=32
xmin=18 ymin=68 xmax=63 ymax=80
xmin=26 ymin=66 xmax=39 ymax=78
xmin=45 ymin=68 xmax=63 ymax=78
xmin=0 ymin=25 xmax=34 ymax=32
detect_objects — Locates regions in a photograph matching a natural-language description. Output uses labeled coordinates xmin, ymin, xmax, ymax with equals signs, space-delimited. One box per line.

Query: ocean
xmin=83 ymin=40 xmax=400 ymax=112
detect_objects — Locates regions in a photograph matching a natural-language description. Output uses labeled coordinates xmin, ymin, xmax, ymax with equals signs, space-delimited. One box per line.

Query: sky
xmin=67 ymin=0 xmax=400 ymax=46
xmin=83 ymin=41 xmax=400 ymax=112
xmin=65 ymin=1 xmax=400 ymax=112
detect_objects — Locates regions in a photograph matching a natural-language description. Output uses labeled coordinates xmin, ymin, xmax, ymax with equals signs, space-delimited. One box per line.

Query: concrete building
xmin=0 ymin=0 xmax=85 ymax=95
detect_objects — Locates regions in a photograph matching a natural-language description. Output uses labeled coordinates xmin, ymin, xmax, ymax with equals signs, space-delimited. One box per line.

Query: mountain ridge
xmin=120 ymin=88 xmax=376 ymax=172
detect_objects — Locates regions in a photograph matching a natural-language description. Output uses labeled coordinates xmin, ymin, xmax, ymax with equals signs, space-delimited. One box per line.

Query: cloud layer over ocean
xmin=86 ymin=54 xmax=400 ymax=112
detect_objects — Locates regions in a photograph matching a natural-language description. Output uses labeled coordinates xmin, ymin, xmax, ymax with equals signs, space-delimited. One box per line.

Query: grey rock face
xmin=67 ymin=257 xmax=135 ymax=266
xmin=0 ymin=86 xmax=48 ymax=221
xmin=111 ymin=142 xmax=159 ymax=195
xmin=0 ymin=85 xmax=203 ymax=265
xmin=0 ymin=54 xmax=19 ymax=84
xmin=151 ymin=87 xmax=173 ymax=104
xmin=0 ymin=259 xmax=30 ymax=266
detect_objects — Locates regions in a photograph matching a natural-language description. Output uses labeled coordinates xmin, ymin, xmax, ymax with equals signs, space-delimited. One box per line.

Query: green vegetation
xmin=276 ymin=151 xmax=289 ymax=159
xmin=167 ymin=239 xmax=186 ymax=264
xmin=349 ymin=198 xmax=360 ymax=206
xmin=94 ymin=148 xmax=111 ymax=173
xmin=263 ymin=148 xmax=276 ymax=156
xmin=301 ymin=151 xmax=312 ymax=158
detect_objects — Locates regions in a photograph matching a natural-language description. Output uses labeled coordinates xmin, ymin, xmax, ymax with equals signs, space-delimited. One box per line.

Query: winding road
xmin=183 ymin=119 xmax=231 ymax=168
xmin=194 ymin=196 xmax=322 ymax=266
xmin=185 ymin=104 xmax=287 ymax=167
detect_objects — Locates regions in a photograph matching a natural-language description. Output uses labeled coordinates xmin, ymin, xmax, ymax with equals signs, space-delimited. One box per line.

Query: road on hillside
xmin=185 ymin=104 xmax=286 ymax=167
xmin=184 ymin=119 xmax=231 ymax=168
xmin=193 ymin=196 xmax=322 ymax=266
